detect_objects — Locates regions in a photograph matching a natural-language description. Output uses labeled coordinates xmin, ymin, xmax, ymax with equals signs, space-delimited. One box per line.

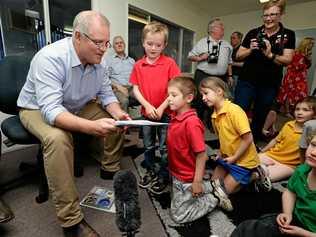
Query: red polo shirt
xmin=167 ymin=109 xmax=206 ymax=182
xmin=129 ymin=55 xmax=181 ymax=115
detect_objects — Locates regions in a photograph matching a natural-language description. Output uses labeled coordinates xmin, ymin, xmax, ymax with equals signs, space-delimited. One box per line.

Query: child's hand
xmin=277 ymin=213 xmax=292 ymax=227
xmin=223 ymin=156 xmax=237 ymax=164
xmin=155 ymin=107 xmax=164 ymax=120
xmin=279 ymin=225 xmax=310 ymax=236
xmin=144 ymin=104 xmax=158 ymax=120
xmin=191 ymin=182 xmax=204 ymax=198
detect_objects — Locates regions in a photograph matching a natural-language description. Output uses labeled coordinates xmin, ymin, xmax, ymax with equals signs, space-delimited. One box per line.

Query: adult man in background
xmin=17 ymin=10 xmax=128 ymax=237
xmin=230 ymin=31 xmax=244 ymax=96
xmin=188 ymin=18 xmax=233 ymax=122
xmin=105 ymin=36 xmax=135 ymax=112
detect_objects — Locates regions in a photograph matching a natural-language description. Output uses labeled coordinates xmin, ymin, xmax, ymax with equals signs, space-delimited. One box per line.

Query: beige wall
xmin=92 ymin=0 xmax=210 ymax=46
xmin=222 ymin=1 xmax=316 ymax=41
xmin=93 ymin=0 xmax=316 ymax=44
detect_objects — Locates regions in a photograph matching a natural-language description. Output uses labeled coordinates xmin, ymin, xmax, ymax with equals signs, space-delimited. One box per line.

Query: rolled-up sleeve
xmin=188 ymin=38 xmax=204 ymax=57
xmin=98 ymin=69 xmax=118 ymax=108
xmin=33 ymin=54 xmax=68 ymax=125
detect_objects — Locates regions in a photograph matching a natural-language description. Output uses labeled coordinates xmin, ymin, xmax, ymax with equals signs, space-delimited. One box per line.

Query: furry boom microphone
xmin=113 ymin=170 xmax=141 ymax=237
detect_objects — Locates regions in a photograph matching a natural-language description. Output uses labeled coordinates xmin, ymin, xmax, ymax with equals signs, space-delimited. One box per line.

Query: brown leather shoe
xmin=0 ymin=197 xmax=14 ymax=223
xmin=63 ymin=219 xmax=100 ymax=237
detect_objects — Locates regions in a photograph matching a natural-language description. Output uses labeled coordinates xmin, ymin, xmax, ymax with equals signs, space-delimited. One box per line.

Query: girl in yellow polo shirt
xmin=259 ymin=96 xmax=316 ymax=182
xmin=199 ymin=76 xmax=260 ymax=198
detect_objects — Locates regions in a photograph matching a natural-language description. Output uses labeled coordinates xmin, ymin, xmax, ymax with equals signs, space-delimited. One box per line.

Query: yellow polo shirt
xmin=211 ymin=100 xmax=259 ymax=169
xmin=265 ymin=120 xmax=302 ymax=168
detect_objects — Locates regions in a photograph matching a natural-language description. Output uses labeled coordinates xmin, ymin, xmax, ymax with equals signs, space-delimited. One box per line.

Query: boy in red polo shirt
xmin=167 ymin=76 xmax=232 ymax=226
xmin=130 ymin=21 xmax=181 ymax=194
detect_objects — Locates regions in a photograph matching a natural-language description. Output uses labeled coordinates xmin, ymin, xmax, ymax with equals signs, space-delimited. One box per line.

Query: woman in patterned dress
xmin=277 ymin=37 xmax=315 ymax=116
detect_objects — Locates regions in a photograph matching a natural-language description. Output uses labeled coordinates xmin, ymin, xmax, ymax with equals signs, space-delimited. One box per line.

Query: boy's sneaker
xmin=254 ymin=164 xmax=272 ymax=192
xmin=149 ymin=179 xmax=168 ymax=195
xmin=138 ymin=171 xmax=157 ymax=189
xmin=211 ymin=179 xmax=233 ymax=212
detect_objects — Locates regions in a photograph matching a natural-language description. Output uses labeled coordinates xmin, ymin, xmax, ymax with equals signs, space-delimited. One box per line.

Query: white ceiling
xmin=188 ymin=0 xmax=316 ymax=16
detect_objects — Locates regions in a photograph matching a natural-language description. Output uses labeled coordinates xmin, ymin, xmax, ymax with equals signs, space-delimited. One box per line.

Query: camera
xmin=207 ymin=44 xmax=219 ymax=64
xmin=256 ymin=31 xmax=267 ymax=50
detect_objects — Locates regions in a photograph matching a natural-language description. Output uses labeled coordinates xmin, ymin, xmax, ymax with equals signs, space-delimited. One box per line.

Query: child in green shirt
xmin=231 ymin=133 xmax=316 ymax=237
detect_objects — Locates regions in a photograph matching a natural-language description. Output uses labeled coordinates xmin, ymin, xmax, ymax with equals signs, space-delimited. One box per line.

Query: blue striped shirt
xmin=17 ymin=37 xmax=117 ymax=125
xmin=104 ymin=53 xmax=135 ymax=86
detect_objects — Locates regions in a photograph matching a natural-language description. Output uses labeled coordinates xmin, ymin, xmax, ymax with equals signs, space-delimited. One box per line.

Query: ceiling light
xmin=259 ymin=0 xmax=269 ymax=3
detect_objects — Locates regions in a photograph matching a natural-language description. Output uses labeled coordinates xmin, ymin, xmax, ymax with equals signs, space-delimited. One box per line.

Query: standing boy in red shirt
xmin=130 ymin=21 xmax=181 ymax=194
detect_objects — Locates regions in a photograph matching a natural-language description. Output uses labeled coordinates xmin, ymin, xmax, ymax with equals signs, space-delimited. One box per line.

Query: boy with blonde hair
xmin=130 ymin=21 xmax=181 ymax=194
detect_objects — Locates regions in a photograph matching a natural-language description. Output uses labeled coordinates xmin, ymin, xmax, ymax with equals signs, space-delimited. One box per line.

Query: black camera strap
xmin=207 ymin=38 xmax=221 ymax=55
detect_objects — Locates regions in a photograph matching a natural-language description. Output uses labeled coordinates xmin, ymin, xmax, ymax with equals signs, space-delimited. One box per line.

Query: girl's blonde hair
xmin=263 ymin=0 xmax=286 ymax=15
xmin=199 ymin=77 xmax=230 ymax=98
xmin=142 ymin=21 xmax=169 ymax=44
xmin=296 ymin=37 xmax=315 ymax=57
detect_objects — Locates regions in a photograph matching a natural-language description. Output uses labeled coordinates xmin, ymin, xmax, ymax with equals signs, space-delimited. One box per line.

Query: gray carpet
xmin=0 ymin=136 xmax=166 ymax=237
xmin=133 ymin=154 xmax=236 ymax=237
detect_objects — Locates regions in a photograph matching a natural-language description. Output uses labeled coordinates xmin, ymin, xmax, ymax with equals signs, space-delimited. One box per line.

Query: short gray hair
xmin=208 ymin=18 xmax=223 ymax=33
xmin=72 ymin=10 xmax=110 ymax=35
xmin=113 ymin=35 xmax=125 ymax=44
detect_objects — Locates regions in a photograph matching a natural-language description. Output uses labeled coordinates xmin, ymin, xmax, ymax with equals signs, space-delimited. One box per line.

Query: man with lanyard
xmin=188 ymin=18 xmax=233 ymax=123
xmin=105 ymin=36 xmax=135 ymax=112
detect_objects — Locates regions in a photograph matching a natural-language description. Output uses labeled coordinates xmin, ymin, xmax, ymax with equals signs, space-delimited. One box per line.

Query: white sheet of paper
xmin=115 ymin=120 xmax=168 ymax=127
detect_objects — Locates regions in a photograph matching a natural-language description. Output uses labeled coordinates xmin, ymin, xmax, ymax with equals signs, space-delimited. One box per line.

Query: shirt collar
xmin=208 ymin=35 xmax=222 ymax=44
xmin=141 ymin=54 xmax=164 ymax=66
xmin=259 ymin=23 xmax=284 ymax=37
xmin=288 ymin=120 xmax=303 ymax=134
xmin=69 ymin=38 xmax=102 ymax=70
xmin=69 ymin=38 xmax=82 ymax=68
xmin=114 ymin=53 xmax=128 ymax=59
xmin=211 ymin=99 xmax=230 ymax=119
xmin=171 ymin=109 xmax=197 ymax=122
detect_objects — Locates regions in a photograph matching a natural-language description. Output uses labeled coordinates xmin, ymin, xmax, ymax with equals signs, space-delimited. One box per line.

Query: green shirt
xmin=287 ymin=164 xmax=316 ymax=232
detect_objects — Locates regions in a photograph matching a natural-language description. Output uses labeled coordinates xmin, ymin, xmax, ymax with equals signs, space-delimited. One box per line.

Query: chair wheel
xmin=35 ymin=194 xmax=48 ymax=204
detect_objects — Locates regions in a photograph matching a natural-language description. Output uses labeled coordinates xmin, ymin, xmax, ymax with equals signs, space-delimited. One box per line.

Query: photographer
xmin=188 ymin=18 xmax=233 ymax=122
xmin=235 ymin=0 xmax=295 ymax=142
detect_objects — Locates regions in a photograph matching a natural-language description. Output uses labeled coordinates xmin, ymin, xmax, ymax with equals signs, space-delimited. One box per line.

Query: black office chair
xmin=0 ymin=54 xmax=49 ymax=203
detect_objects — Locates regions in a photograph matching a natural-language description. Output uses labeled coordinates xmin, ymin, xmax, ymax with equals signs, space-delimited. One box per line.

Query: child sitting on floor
xmin=199 ymin=77 xmax=260 ymax=201
xmin=231 ymin=132 xmax=316 ymax=237
xmin=300 ymin=119 xmax=316 ymax=162
xmin=258 ymin=96 xmax=316 ymax=186
xmin=168 ymin=76 xmax=232 ymax=227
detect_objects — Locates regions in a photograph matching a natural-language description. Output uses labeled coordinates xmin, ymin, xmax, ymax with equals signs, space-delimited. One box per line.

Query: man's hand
xmin=228 ymin=76 xmax=234 ymax=88
xmin=91 ymin=118 xmax=117 ymax=136
xmin=113 ymin=83 xmax=129 ymax=96
xmin=199 ymin=53 xmax=209 ymax=62
xmin=191 ymin=181 xmax=204 ymax=198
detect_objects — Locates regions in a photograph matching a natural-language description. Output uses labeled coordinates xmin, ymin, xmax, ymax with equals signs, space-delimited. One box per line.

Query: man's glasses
xmin=81 ymin=32 xmax=111 ymax=49
xmin=262 ymin=13 xmax=280 ymax=19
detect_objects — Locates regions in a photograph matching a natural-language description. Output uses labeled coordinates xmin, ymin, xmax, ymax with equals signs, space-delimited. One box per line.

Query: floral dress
xmin=277 ymin=52 xmax=311 ymax=106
